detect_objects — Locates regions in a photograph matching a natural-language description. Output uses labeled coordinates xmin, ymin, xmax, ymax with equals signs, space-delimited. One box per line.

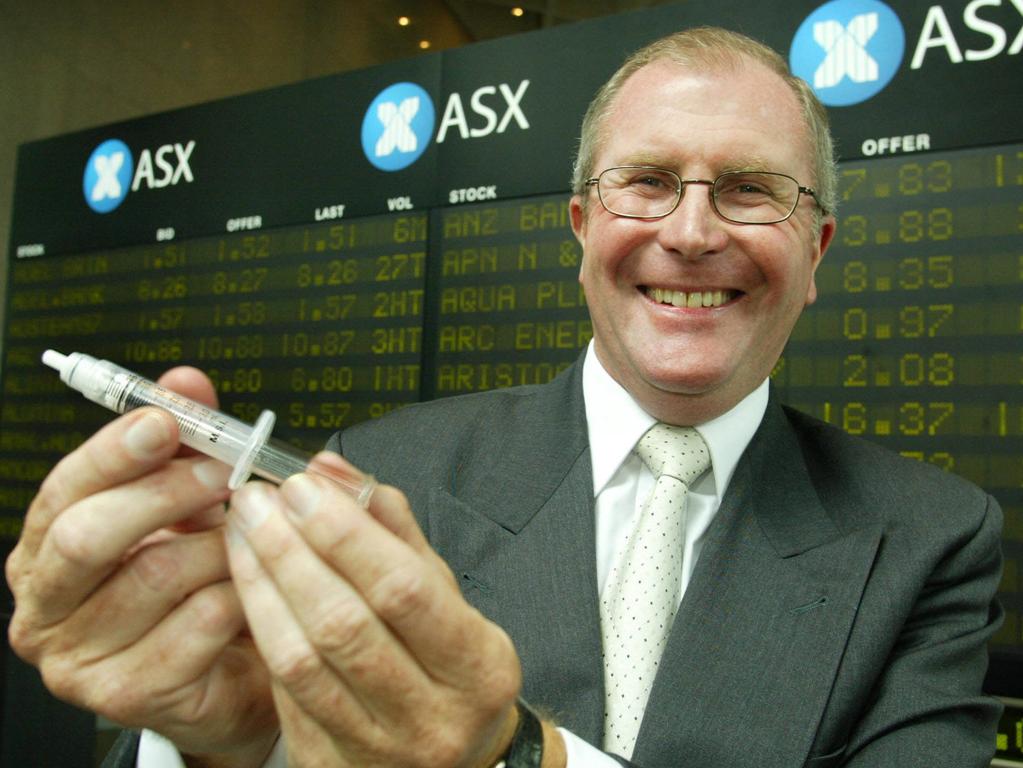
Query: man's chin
xmin=644 ymin=367 xmax=729 ymax=397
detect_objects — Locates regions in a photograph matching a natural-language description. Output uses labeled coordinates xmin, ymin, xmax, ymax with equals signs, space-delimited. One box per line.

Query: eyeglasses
xmin=584 ymin=166 xmax=826 ymax=224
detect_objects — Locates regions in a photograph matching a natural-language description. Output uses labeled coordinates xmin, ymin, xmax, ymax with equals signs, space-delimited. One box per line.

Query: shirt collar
xmin=582 ymin=342 xmax=769 ymax=500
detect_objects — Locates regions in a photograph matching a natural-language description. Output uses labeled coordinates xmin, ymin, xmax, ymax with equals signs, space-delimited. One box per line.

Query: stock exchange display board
xmin=4 ymin=145 xmax=1020 ymax=557
xmin=3 ymin=213 xmax=430 ymax=467
xmin=779 ymin=144 xmax=1022 ymax=507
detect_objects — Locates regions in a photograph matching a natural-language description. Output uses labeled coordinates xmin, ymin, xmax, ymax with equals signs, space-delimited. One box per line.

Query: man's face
xmin=571 ymin=59 xmax=835 ymax=423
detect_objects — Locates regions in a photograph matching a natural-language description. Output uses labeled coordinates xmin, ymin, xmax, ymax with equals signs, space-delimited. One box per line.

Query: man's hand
xmin=5 ymin=368 xmax=278 ymax=767
xmin=224 ymin=461 xmax=528 ymax=767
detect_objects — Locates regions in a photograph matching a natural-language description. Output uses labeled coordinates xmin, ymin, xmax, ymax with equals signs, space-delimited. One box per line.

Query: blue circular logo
xmin=790 ymin=0 xmax=905 ymax=107
xmin=361 ymin=82 xmax=435 ymax=171
xmin=83 ymin=139 xmax=134 ymax=213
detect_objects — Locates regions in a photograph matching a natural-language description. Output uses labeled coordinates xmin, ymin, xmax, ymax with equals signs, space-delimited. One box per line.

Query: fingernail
xmin=229 ymin=482 xmax=277 ymax=531
xmin=308 ymin=452 xmax=372 ymax=505
xmin=281 ymin=474 xmax=322 ymax=520
xmin=193 ymin=459 xmax=231 ymax=490
xmin=123 ymin=412 xmax=170 ymax=459
xmin=224 ymin=516 xmax=248 ymax=550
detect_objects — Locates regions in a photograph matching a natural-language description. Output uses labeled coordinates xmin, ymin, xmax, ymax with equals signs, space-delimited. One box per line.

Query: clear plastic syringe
xmin=42 ymin=349 xmax=374 ymax=501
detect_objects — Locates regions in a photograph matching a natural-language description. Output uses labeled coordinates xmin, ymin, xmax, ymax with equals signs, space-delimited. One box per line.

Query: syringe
xmin=42 ymin=350 xmax=374 ymax=502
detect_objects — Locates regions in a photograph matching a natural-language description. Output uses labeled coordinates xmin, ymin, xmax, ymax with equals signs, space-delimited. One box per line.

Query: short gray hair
xmin=571 ymin=27 xmax=838 ymax=224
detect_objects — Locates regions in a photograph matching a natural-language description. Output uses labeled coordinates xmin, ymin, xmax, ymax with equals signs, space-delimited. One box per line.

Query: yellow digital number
xmin=840 ymin=168 xmax=867 ymax=201
xmin=898 ymin=353 xmax=955 ymax=386
xmin=842 ymin=402 xmax=867 ymax=434
xmin=230 ymin=402 xmax=262 ymax=422
xmin=841 ymin=215 xmax=868 ymax=246
xmin=843 ymin=354 xmax=869 ymax=387
xmin=897 ymin=160 xmax=952 ymax=195
xmin=843 ymin=308 xmax=868 ymax=340
xmin=240 ymin=234 xmax=270 ymax=259
xmin=899 ymin=451 xmax=955 ymax=472
xmin=898 ymin=304 xmax=953 ymax=338
xmin=123 ymin=339 xmax=183 ymax=363
xmin=843 ymin=261 xmax=869 ymax=292
xmin=137 ymin=276 xmax=187 ymax=300
xmin=393 ymin=215 xmax=427 ymax=243
xmin=898 ymin=402 xmax=954 ymax=436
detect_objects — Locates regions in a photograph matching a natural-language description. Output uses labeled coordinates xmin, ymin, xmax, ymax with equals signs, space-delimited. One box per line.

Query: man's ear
xmin=570 ymin=195 xmax=587 ymax=283
xmin=569 ymin=194 xmax=587 ymax=243
xmin=817 ymin=214 xmax=837 ymax=261
xmin=806 ymin=215 xmax=836 ymax=306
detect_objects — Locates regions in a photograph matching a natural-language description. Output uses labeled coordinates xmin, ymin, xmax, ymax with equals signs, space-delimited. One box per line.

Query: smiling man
xmin=572 ymin=50 xmax=832 ymax=426
xmin=8 ymin=27 xmax=1003 ymax=768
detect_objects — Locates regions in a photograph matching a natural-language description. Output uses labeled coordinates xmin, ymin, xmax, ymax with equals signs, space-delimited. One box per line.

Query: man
xmin=6 ymin=27 xmax=1002 ymax=768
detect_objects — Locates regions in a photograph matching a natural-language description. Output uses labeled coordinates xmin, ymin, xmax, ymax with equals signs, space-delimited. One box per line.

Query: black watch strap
xmin=495 ymin=697 xmax=544 ymax=768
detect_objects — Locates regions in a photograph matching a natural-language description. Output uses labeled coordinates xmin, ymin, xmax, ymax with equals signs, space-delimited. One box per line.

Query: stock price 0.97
xmin=841 ymin=304 xmax=954 ymax=341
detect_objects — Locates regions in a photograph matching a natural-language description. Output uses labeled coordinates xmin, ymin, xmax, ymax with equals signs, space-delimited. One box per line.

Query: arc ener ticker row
xmin=1 ymin=141 xmax=1021 ymax=653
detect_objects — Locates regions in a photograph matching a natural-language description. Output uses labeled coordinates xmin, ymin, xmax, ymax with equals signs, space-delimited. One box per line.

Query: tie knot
xmin=634 ymin=423 xmax=710 ymax=486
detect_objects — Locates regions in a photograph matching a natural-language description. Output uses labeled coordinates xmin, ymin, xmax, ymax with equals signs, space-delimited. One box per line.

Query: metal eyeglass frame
xmin=584 ymin=165 xmax=828 ymax=224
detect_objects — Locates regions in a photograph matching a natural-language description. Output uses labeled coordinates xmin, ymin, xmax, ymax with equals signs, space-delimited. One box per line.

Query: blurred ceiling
xmin=369 ymin=0 xmax=686 ymax=61
xmin=441 ymin=0 xmax=682 ymax=37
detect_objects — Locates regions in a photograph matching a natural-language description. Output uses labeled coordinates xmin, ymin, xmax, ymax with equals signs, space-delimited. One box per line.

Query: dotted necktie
xmin=600 ymin=424 xmax=710 ymax=758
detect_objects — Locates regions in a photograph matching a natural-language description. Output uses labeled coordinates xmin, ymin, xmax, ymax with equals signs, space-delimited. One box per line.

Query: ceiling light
xmin=511 ymin=7 xmax=524 ymax=16
xmin=397 ymin=16 xmax=410 ymax=26
xmin=419 ymin=39 xmax=431 ymax=49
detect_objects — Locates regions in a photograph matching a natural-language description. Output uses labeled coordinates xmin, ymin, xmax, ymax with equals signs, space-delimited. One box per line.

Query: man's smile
xmin=641 ymin=286 xmax=740 ymax=308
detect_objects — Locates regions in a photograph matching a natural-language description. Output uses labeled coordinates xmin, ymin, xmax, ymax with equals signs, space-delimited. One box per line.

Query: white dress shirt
xmin=556 ymin=343 xmax=768 ymax=765
xmin=139 ymin=343 xmax=768 ymax=767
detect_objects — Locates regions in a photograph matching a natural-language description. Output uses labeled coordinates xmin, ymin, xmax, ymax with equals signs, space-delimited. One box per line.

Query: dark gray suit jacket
xmin=105 ymin=360 xmax=1003 ymax=767
xmin=333 ymin=359 xmax=1003 ymax=767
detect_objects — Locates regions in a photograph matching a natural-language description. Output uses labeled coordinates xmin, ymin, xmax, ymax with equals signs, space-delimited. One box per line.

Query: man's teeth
xmin=646 ymin=287 xmax=733 ymax=308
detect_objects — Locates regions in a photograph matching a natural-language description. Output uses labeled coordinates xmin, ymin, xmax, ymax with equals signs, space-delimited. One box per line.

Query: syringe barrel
xmin=249 ymin=436 xmax=313 ymax=485
xmin=56 ymin=352 xmax=258 ymax=468
xmin=43 ymin=350 xmax=373 ymax=500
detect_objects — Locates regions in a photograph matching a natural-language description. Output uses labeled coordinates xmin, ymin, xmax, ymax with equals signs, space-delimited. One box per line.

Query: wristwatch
xmin=492 ymin=698 xmax=544 ymax=768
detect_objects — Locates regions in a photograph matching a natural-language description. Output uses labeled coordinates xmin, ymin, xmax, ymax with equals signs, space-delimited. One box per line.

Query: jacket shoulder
xmin=328 ymin=364 xmax=584 ymax=490
xmin=780 ymin=404 xmax=994 ymax=530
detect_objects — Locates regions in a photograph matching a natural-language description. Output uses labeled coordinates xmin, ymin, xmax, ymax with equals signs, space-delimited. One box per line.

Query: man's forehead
xmin=604 ymin=59 xmax=812 ymax=171
xmin=619 ymin=56 xmax=794 ymax=107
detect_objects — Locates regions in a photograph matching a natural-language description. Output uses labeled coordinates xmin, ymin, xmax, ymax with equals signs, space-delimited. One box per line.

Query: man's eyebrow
xmin=614 ymin=153 xmax=672 ymax=168
xmin=607 ymin=155 xmax=787 ymax=175
xmin=719 ymin=156 xmax=775 ymax=173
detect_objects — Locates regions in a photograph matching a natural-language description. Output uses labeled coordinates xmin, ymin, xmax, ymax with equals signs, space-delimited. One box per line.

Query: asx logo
xmin=361 ymin=79 xmax=530 ymax=172
xmin=83 ymin=138 xmax=196 ymax=213
xmin=361 ymin=82 xmax=436 ymax=172
xmin=789 ymin=0 xmax=906 ymax=106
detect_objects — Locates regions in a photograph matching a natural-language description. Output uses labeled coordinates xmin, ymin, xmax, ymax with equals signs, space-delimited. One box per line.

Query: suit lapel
xmin=425 ymin=361 xmax=607 ymax=741
xmin=634 ymin=397 xmax=882 ymax=767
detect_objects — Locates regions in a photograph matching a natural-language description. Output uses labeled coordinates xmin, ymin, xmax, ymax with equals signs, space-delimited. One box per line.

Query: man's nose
xmin=655 ymin=180 xmax=729 ymax=257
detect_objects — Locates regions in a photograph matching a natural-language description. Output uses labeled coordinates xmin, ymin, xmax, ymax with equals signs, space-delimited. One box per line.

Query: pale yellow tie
xmin=601 ymin=424 xmax=710 ymax=757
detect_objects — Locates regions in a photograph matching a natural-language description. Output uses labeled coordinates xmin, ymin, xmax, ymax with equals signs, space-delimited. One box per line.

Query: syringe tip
xmin=42 ymin=349 xmax=68 ymax=372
